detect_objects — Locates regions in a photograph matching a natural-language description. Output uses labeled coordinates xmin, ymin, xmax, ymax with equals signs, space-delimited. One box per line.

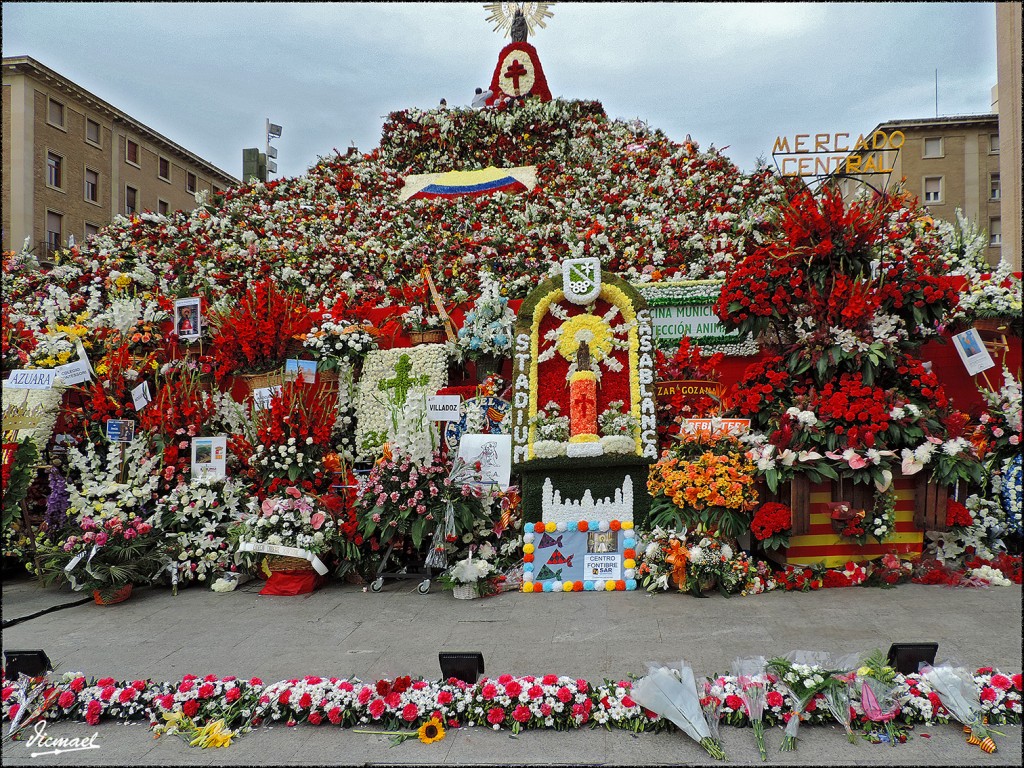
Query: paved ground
xmin=2 ymin=575 xmax=1022 ymax=766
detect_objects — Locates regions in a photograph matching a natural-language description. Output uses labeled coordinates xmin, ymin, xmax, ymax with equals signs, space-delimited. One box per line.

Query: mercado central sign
xmin=771 ymin=130 xmax=904 ymax=177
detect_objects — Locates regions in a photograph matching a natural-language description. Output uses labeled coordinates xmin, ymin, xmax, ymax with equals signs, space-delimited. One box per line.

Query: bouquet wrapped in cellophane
xmin=700 ymin=682 xmax=725 ymax=756
xmin=854 ymin=649 xmax=907 ymax=746
xmin=768 ymin=651 xmax=849 ymax=751
xmin=920 ymin=663 xmax=1004 ymax=753
xmin=631 ymin=661 xmax=726 ymax=760
xmin=732 ymin=656 xmax=769 ymax=761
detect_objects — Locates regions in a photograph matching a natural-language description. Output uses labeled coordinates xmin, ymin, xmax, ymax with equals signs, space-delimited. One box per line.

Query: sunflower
xmin=417 ymin=717 xmax=446 ymax=744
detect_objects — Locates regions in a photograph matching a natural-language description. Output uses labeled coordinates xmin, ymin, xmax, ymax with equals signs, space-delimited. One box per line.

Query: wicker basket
xmin=452 ymin=583 xmax=478 ymax=600
xmin=266 ymin=555 xmax=314 ymax=573
xmin=241 ymin=371 xmax=285 ymax=392
xmin=409 ymin=330 xmax=446 ymax=345
xmin=93 ymin=583 xmax=133 ymax=605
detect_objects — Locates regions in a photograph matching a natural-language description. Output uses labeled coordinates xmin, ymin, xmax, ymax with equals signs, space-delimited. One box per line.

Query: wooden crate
xmin=775 ymin=475 xmax=927 ymax=568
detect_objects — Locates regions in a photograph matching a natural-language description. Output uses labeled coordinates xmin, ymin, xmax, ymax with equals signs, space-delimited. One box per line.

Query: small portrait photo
xmin=175 ymin=299 xmax=201 ymax=340
xmin=587 ymin=530 xmax=617 ymax=554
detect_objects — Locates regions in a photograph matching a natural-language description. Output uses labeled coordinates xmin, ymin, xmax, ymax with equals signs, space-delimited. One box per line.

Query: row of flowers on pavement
xmin=4 ymin=665 xmax=1020 ymax=739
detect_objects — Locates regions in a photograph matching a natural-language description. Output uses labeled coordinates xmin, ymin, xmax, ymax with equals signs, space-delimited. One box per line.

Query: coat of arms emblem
xmin=562 ymin=257 xmax=602 ymax=305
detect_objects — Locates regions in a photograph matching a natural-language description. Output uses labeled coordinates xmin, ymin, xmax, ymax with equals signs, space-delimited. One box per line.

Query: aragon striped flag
xmin=398 ymin=166 xmax=537 ymax=202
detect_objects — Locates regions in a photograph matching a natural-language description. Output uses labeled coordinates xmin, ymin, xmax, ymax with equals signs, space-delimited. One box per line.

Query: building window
xmin=989 ymin=218 xmax=1001 ymax=247
xmin=84 ymin=222 xmax=100 ymax=239
xmin=125 ymin=185 xmax=138 ymax=215
xmin=990 ymin=133 xmax=1000 ymax=154
xmin=46 ymin=152 xmax=63 ymax=189
xmin=186 ymin=172 xmax=197 ymax=193
xmin=158 ymin=157 xmax=171 ymax=181
xmin=86 ymin=119 xmax=101 ymax=146
xmin=157 ymin=199 xmax=169 ymax=216
xmin=923 ymin=176 xmax=942 ymax=204
xmin=45 ymin=210 xmax=63 ymax=254
xmin=990 ymin=173 xmax=1001 ymax=201
xmin=47 ymin=98 xmax=65 ymax=128
xmin=85 ymin=168 xmax=99 ymax=202
xmin=126 ymin=139 xmax=140 ymax=166
xmin=923 ymin=137 xmax=943 ymax=158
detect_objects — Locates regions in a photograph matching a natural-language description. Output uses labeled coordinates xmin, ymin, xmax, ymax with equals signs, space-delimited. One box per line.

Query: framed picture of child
xmin=174 ymin=298 xmax=202 ymax=340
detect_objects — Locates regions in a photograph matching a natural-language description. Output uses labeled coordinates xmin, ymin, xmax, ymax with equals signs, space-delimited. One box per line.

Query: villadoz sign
xmin=427 ymin=395 xmax=461 ymax=422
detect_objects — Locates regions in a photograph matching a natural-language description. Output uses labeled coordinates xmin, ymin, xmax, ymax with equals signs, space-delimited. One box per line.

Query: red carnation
xmin=725 ymin=694 xmax=745 ymax=712
xmin=766 ymin=691 xmax=785 ymax=708
xmin=328 ymin=706 xmax=343 ymax=724
xmin=307 ymin=712 xmax=322 ymax=725
xmin=182 ymin=699 xmax=199 ymax=717
xmin=504 ymin=680 xmax=522 ymax=698
xmin=401 ymin=702 xmax=419 ymax=722
xmin=368 ymin=698 xmax=386 ymax=719
xmin=85 ymin=700 xmax=102 ymax=725
xmin=118 ymin=687 xmax=136 ymax=703
xmin=198 ymin=683 xmax=215 ymax=699
xmin=299 ymin=692 xmax=313 ymax=709
xmin=437 ymin=690 xmax=453 ymax=705
xmin=58 ymin=690 xmax=76 ymax=709
xmin=979 ymin=687 xmax=997 ymax=703
xmin=512 ymin=704 xmax=532 ymax=723
xmin=225 ymin=687 xmax=241 ymax=703
xmin=991 ymin=674 xmax=1012 ymax=691
xmin=487 ymin=706 xmax=505 ymax=725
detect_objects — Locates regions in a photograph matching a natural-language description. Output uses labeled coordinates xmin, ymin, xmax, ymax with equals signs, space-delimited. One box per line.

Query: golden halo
xmin=555 ymin=314 xmax=613 ymax=362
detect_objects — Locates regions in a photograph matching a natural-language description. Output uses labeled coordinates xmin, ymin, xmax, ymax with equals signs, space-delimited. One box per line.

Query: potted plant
xmin=456 ymin=271 xmax=515 ymax=381
xmin=38 ymin=515 xmax=163 ymax=604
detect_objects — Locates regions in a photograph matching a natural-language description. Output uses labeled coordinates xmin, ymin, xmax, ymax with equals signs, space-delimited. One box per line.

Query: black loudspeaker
xmin=439 ymin=651 xmax=485 ymax=683
xmin=3 ymin=650 xmax=53 ymax=680
xmin=887 ymin=642 xmax=938 ymax=675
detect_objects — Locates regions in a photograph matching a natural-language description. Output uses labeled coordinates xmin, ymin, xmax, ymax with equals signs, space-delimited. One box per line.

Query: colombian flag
xmin=399 ymin=166 xmax=537 ymax=202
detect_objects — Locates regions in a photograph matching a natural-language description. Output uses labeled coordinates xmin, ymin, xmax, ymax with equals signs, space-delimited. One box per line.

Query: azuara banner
xmin=398 ymin=166 xmax=537 ymax=201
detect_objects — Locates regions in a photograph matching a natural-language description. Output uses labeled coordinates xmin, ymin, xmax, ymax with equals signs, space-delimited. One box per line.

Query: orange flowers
xmin=649 ymin=451 xmax=757 ymax=513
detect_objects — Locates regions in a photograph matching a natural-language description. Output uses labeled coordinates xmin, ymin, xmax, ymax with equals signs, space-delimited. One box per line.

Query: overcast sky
xmin=3 ymin=2 xmax=999 ymax=180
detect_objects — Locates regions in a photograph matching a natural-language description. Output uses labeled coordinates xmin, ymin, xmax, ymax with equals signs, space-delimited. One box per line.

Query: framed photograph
xmin=174 ymin=298 xmax=201 ymax=340
xmin=952 ymin=329 xmax=995 ymax=376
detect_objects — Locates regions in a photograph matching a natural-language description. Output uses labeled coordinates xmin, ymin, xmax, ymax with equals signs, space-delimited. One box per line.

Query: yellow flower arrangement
xmin=555 ymin=314 xmax=614 ymax=362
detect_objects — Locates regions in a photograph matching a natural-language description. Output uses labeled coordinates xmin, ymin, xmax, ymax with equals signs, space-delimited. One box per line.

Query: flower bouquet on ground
xmin=439 ymin=550 xmax=495 ymax=599
xmin=767 ymin=652 xmax=848 ymax=751
xmin=38 ymin=514 xmax=163 ymax=603
xmin=732 ymin=657 xmax=769 ymax=760
xmin=228 ymin=487 xmax=336 ymax=575
xmin=699 ymin=686 xmax=725 ymax=756
xmin=630 ymin=662 xmax=725 ymax=760
xmin=854 ymin=649 xmax=907 ymax=746
xmin=920 ymin=663 xmax=1004 ymax=753
xmin=822 ymin=672 xmax=858 ymax=743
